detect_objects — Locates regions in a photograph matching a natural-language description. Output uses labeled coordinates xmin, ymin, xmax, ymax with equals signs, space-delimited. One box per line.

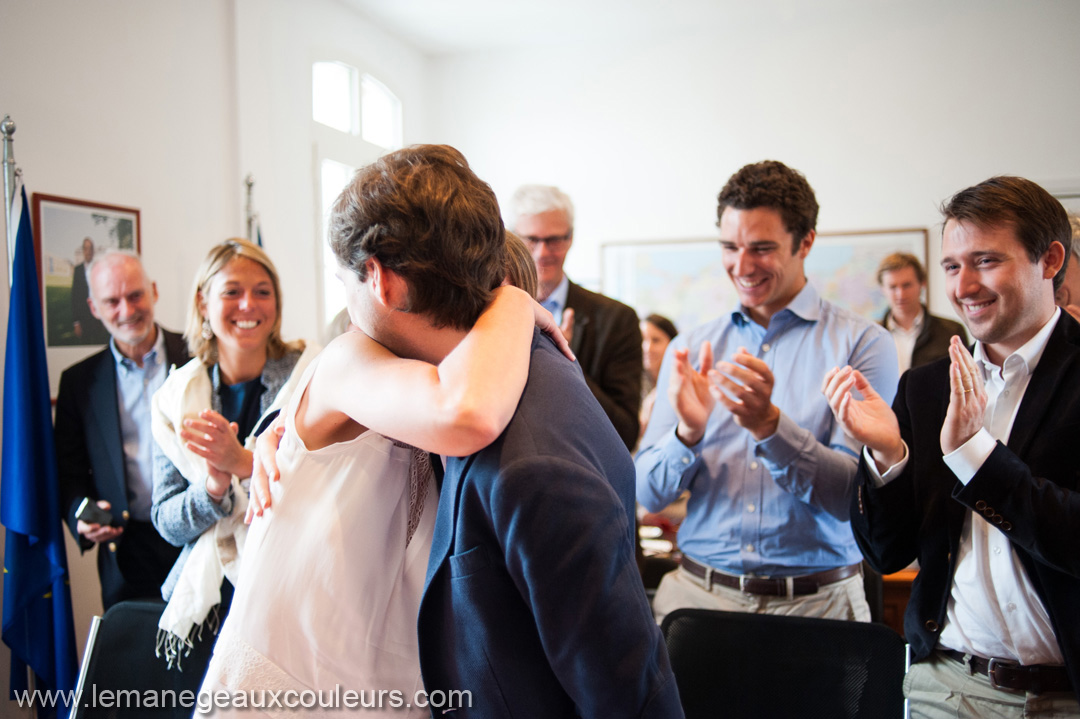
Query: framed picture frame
xmin=1054 ymin=190 xmax=1080 ymax=215
xmin=31 ymin=193 xmax=141 ymax=398
xmin=601 ymin=228 xmax=929 ymax=333
xmin=32 ymin=193 xmax=141 ymax=348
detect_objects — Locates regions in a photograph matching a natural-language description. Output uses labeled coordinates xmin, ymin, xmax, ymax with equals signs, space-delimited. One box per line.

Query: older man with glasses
xmin=511 ymin=184 xmax=643 ymax=450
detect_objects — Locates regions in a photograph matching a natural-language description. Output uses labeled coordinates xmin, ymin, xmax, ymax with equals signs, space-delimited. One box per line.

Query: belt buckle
xmin=739 ymin=574 xmax=748 ymax=593
xmin=987 ymin=657 xmax=1018 ymax=691
xmin=703 ymin=567 xmax=713 ymax=590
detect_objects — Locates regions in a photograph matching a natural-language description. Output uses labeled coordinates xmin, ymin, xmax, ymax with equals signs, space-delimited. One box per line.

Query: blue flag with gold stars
xmin=2 ymin=184 xmax=77 ymax=718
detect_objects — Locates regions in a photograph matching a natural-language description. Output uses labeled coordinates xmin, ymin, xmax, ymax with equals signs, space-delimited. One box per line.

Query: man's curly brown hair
xmin=716 ymin=160 xmax=819 ymax=252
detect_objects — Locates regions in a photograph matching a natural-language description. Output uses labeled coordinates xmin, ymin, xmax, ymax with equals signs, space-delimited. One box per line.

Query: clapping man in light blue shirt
xmin=636 ymin=160 xmax=899 ymax=622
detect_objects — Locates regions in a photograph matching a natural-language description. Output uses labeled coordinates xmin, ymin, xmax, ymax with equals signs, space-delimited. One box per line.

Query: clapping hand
xmin=822 ymin=365 xmax=904 ymax=472
xmin=708 ymin=347 xmax=780 ymax=440
xmin=668 ymin=342 xmax=716 ymax=446
xmin=182 ymin=409 xmax=253 ymax=479
xmin=940 ymin=336 xmax=987 ymax=455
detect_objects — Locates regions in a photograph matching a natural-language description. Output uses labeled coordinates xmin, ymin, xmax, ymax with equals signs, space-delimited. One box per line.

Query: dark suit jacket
xmin=54 ymin=327 xmax=188 ymax=609
xmin=70 ymin=261 xmax=110 ymax=345
xmin=879 ymin=305 xmax=966 ymax=369
xmin=417 ymin=329 xmax=682 ymax=718
xmin=851 ymin=314 xmax=1080 ymax=701
xmin=565 ymin=281 xmax=642 ymax=450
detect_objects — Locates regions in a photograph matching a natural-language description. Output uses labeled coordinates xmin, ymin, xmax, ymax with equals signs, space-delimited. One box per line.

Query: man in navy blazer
xmin=823 ymin=177 xmax=1080 ymax=715
xmin=328 ymin=145 xmax=682 ymax=717
xmin=55 ymin=251 xmax=186 ymax=610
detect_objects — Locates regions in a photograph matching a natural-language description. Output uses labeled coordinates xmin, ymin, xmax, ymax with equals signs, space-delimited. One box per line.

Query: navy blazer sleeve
xmin=485 ymin=455 xmax=680 ymax=716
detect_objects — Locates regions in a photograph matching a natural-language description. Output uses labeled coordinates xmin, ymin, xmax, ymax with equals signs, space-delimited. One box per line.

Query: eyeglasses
xmin=522 ymin=232 xmax=573 ymax=249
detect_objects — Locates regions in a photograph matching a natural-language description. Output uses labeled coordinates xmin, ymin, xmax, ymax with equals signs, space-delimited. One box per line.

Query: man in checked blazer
xmin=55 ymin=251 xmax=186 ymax=610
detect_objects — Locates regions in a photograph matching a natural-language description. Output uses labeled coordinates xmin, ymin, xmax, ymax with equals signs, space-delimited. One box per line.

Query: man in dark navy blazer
xmin=55 ymin=251 xmax=186 ymax=610
xmin=329 ymin=145 xmax=682 ymax=717
xmin=824 ymin=177 xmax=1080 ymax=716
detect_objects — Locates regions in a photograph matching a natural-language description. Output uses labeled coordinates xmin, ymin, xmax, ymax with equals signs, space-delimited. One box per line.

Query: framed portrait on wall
xmin=31 ymin=193 xmax=141 ymax=349
xmin=601 ymin=228 xmax=929 ymax=333
xmin=1054 ymin=190 xmax=1080 ymax=214
xmin=31 ymin=193 xmax=141 ymax=399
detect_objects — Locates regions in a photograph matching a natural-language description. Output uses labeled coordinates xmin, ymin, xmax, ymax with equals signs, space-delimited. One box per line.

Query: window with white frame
xmin=312 ymin=61 xmax=403 ymax=332
xmin=313 ymin=61 xmax=358 ymax=134
xmin=361 ymin=74 xmax=402 ymax=149
xmin=319 ymin=158 xmax=356 ymax=323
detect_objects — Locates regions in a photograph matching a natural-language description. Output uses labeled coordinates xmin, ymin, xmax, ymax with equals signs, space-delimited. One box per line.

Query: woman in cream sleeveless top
xmin=201 ymin=359 xmax=436 ymax=717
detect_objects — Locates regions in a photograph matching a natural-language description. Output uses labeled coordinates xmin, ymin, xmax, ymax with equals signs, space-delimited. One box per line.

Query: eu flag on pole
xmin=1 ymin=185 xmax=78 ymax=718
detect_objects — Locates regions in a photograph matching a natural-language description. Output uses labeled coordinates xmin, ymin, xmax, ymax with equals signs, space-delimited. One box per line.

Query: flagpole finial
xmin=4 ymin=114 xmax=18 ymax=280
xmin=245 ymin=173 xmax=254 ymax=190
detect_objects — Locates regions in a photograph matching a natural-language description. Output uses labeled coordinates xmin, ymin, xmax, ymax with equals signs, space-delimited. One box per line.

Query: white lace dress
xmin=200 ymin=363 xmax=436 ymax=717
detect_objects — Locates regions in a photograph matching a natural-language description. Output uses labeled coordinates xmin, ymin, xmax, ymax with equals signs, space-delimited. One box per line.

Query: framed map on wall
xmin=601 ymin=228 xmax=929 ymax=332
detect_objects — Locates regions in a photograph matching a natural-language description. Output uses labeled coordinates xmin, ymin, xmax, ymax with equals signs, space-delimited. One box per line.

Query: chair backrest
xmin=661 ymin=608 xmax=907 ymax=719
xmin=72 ymin=599 xmax=215 ymax=718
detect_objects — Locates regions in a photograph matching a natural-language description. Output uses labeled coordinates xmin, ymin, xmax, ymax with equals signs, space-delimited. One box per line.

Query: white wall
xmin=428 ymin=0 xmax=1080 ymax=319
xmin=0 ymin=0 xmax=428 ymax=709
xmin=0 ymin=2 xmax=240 ymax=709
xmin=234 ymin=0 xmax=431 ymax=334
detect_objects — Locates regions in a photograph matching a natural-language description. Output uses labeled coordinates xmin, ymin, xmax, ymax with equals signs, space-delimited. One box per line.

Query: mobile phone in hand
xmin=76 ymin=497 xmax=116 ymax=527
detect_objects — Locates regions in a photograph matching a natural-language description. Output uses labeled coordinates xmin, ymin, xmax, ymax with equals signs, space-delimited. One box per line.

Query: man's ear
xmin=87 ymin=296 xmax=100 ymax=320
xmin=796 ymin=230 xmax=815 ymax=260
xmin=1043 ymin=241 xmax=1066 ymax=280
xmin=366 ymin=257 xmax=409 ymax=310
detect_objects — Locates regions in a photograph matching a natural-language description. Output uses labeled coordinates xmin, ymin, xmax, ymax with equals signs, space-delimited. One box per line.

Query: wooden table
xmin=881 ymin=569 xmax=917 ymax=637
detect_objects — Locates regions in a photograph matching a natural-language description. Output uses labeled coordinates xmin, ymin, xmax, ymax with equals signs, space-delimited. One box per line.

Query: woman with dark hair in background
xmin=639 ymin=313 xmax=678 ymax=444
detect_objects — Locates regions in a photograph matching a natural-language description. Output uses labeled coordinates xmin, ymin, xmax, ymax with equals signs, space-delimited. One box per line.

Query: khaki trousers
xmin=651 ymin=565 xmax=871 ymax=625
xmin=906 ymin=653 xmax=1079 ymax=719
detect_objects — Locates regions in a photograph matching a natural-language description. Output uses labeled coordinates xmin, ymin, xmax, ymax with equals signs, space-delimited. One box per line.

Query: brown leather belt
xmin=680 ymin=555 xmax=861 ymax=596
xmin=940 ymin=649 xmax=1073 ymax=694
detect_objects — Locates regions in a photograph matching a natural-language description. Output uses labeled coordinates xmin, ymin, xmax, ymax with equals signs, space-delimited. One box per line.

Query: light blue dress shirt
xmin=636 ymin=282 xmax=899 ymax=576
xmin=110 ymin=327 xmax=168 ymax=521
xmin=539 ymin=274 xmax=569 ymax=325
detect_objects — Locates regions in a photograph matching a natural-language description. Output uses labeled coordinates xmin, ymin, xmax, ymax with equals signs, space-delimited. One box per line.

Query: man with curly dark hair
xmin=637 ymin=160 xmax=899 ymax=621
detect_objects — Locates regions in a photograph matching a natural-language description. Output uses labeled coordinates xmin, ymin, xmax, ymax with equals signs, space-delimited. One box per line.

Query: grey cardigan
xmin=151 ymin=349 xmax=304 ymax=600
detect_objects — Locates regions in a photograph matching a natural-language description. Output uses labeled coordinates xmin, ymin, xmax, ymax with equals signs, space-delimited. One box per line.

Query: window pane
xmin=361 ymin=74 xmax=402 ymax=149
xmin=320 ymin=159 xmax=357 ymax=322
xmin=313 ymin=62 xmax=357 ymax=134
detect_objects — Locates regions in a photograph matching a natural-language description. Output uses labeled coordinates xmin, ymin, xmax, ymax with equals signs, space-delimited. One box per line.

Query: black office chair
xmin=661 ymin=608 xmax=908 ymax=719
xmin=72 ymin=599 xmax=216 ymax=718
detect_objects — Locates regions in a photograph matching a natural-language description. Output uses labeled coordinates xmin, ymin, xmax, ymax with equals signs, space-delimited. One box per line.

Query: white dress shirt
xmin=868 ymin=308 xmax=1064 ymax=664
xmin=885 ymin=309 xmax=924 ymax=375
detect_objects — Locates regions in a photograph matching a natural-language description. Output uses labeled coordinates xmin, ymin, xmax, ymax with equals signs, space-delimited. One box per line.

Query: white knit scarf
xmin=150 ymin=346 xmax=317 ymax=668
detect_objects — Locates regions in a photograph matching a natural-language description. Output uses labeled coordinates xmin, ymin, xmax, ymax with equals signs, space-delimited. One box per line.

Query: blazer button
xmin=107 ymin=542 xmax=117 ymax=552
xmin=982 ymin=507 xmax=995 ymax=518
xmin=924 ymin=620 xmax=939 ymax=632
xmin=975 ymin=500 xmax=987 ymax=511
xmin=1002 ymin=521 xmax=1013 ymax=531
xmin=121 ymin=510 xmax=130 ymax=520
xmin=991 ymin=514 xmax=1003 ymax=525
